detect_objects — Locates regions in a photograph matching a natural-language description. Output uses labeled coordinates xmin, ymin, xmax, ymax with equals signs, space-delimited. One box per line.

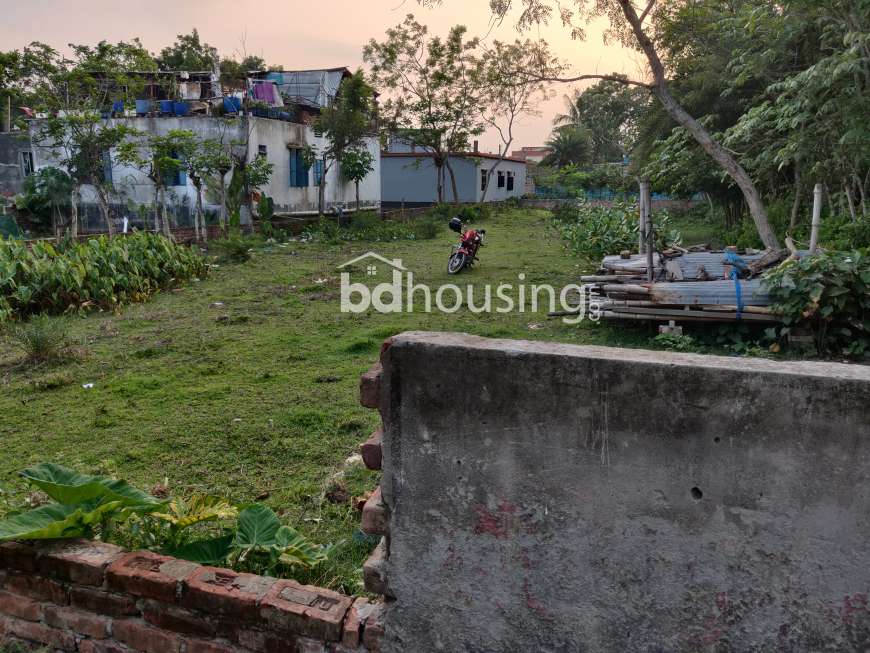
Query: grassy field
xmin=0 ymin=207 xmax=742 ymax=593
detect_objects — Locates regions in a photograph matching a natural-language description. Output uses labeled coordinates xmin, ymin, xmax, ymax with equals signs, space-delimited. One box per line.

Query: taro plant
xmin=0 ymin=464 xmax=330 ymax=578
xmin=764 ymin=250 xmax=870 ymax=358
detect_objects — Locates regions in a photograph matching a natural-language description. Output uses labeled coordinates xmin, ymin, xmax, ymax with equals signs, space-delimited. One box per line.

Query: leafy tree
xmin=185 ymin=138 xmax=233 ymax=239
xmin=554 ymin=76 xmax=648 ymax=163
xmin=156 ymin=29 xmax=217 ymax=71
xmin=365 ymin=15 xmax=483 ymax=203
xmin=311 ymin=70 xmax=376 ymax=213
xmin=542 ymin=125 xmax=594 ymax=168
xmin=422 ymin=0 xmax=782 ymax=248
xmin=15 ymin=167 xmax=73 ymax=236
xmin=220 ymin=55 xmax=266 ymax=91
xmin=339 ymin=147 xmax=375 ymax=211
xmin=476 ymin=39 xmax=562 ymax=200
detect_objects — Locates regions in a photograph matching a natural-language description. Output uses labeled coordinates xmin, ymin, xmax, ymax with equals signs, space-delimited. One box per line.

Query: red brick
xmin=0 ymin=589 xmax=43 ymax=621
xmin=235 ymin=627 xmax=296 ymax=653
xmin=184 ymin=638 xmax=243 ymax=653
xmin=70 ymin=586 xmax=138 ymax=617
xmin=361 ymin=602 xmax=384 ymax=653
xmin=360 ymin=487 xmax=389 ymax=536
xmin=141 ymin=599 xmax=215 ymax=637
xmin=0 ymin=613 xmax=77 ymax=650
xmin=113 ymin=617 xmax=183 ymax=653
xmin=44 ymin=604 xmax=110 ymax=639
xmin=259 ymin=579 xmax=352 ymax=642
xmin=79 ymin=641 xmax=135 ymax=653
xmin=3 ymin=571 xmax=67 ymax=604
xmin=297 ymin=638 xmax=328 ymax=653
xmin=359 ymin=363 xmax=382 ymax=409
xmin=37 ymin=539 xmax=125 ymax=586
xmin=359 ymin=429 xmax=383 ymax=471
xmin=0 ymin=542 xmax=38 ymax=572
xmin=107 ymin=551 xmax=200 ymax=603
xmin=182 ymin=567 xmax=274 ymax=622
xmin=362 ymin=538 xmax=390 ymax=597
xmin=341 ymin=597 xmax=370 ymax=649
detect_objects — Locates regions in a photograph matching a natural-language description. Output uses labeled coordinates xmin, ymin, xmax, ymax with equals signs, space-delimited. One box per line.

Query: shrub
xmin=302 ymin=213 xmax=440 ymax=243
xmin=0 ymin=233 xmax=207 ymax=322
xmin=819 ymin=215 xmax=870 ymax=251
xmin=765 ymin=250 xmax=870 ymax=358
xmin=210 ymin=234 xmax=260 ymax=263
xmin=427 ymin=203 xmax=491 ymax=223
xmin=5 ymin=314 xmax=72 ymax=363
xmin=412 ymin=217 xmax=440 ymax=240
xmin=554 ymin=199 xmax=680 ymax=261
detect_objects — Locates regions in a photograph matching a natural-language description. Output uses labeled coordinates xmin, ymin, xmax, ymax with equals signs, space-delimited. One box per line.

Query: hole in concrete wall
xmin=690 ymin=487 xmax=703 ymax=501
xmin=713 ymin=436 xmax=721 ymax=443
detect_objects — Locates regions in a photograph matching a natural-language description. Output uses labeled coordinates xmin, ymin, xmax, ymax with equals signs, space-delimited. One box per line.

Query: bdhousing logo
xmin=338 ymin=252 xmax=600 ymax=324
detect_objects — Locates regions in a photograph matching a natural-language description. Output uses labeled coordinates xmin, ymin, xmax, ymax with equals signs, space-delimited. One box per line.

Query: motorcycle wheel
xmin=447 ymin=252 xmax=467 ymax=274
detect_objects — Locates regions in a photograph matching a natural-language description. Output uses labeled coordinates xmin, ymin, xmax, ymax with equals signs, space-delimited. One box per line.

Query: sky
xmin=0 ymin=0 xmax=641 ymax=151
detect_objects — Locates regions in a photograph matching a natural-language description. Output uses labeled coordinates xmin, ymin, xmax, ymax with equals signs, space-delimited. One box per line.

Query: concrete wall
xmin=368 ymin=332 xmax=870 ymax=652
xmin=381 ymin=155 xmax=525 ymax=206
xmin=0 ymin=132 xmax=30 ymax=196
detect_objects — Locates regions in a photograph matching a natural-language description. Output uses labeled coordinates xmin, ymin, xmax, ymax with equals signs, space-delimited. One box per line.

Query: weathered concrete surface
xmin=378 ymin=332 xmax=870 ymax=652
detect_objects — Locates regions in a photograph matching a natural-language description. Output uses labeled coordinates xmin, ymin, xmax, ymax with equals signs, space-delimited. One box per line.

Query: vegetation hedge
xmin=0 ymin=232 xmax=207 ymax=321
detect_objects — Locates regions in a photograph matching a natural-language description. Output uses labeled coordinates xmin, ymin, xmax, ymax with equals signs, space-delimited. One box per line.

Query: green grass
xmin=0 ymin=207 xmax=739 ymax=593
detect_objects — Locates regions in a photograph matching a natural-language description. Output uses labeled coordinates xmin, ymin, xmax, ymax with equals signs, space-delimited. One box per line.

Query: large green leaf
xmin=20 ymin=463 xmax=161 ymax=508
xmin=275 ymin=525 xmax=329 ymax=569
xmin=0 ymin=500 xmax=122 ymax=541
xmin=234 ymin=504 xmax=281 ymax=548
xmin=169 ymin=534 xmax=234 ymax=565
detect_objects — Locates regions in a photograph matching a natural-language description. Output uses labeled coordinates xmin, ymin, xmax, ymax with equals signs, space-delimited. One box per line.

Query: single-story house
xmin=380 ymin=150 xmax=527 ymax=208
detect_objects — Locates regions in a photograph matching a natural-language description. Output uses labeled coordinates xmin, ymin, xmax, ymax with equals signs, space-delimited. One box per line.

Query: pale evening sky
xmin=0 ymin=0 xmax=642 ymax=151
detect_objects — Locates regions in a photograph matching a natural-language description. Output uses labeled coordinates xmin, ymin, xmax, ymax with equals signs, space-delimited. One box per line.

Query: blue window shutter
xmin=289 ymin=149 xmax=298 ymax=187
xmin=297 ymin=151 xmax=310 ymax=187
xmin=314 ymin=159 xmax=324 ymax=186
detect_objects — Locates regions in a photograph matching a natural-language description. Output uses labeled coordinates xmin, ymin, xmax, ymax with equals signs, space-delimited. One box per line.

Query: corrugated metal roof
xmin=264 ymin=69 xmax=351 ymax=109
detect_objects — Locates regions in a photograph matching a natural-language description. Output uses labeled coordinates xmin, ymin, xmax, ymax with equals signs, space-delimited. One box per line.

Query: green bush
xmin=819 ymin=215 xmax=870 ymax=251
xmin=554 ymin=199 xmax=680 ymax=261
xmin=0 ymin=232 xmax=207 ymax=322
xmin=302 ymin=213 xmax=440 ymax=243
xmin=427 ymin=203 xmax=491 ymax=223
xmin=5 ymin=314 xmax=72 ymax=363
xmin=210 ymin=234 xmax=260 ymax=263
xmin=765 ymin=250 xmax=870 ymax=358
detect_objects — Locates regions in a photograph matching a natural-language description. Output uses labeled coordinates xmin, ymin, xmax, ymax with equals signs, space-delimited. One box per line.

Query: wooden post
xmin=638 ymin=179 xmax=647 ymax=254
xmin=640 ymin=178 xmax=653 ymax=281
xmin=809 ymin=182 xmax=823 ymax=254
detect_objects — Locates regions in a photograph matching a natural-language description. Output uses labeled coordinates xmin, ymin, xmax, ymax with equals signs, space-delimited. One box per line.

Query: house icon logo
xmin=338 ymin=251 xmax=407 ymax=277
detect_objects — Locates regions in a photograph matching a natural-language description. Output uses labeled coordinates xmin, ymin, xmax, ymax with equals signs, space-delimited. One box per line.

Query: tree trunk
xmin=355 ymin=180 xmax=360 ymax=212
xmin=159 ymin=187 xmax=172 ymax=238
xmin=153 ymin=185 xmax=161 ymax=232
xmin=844 ymin=180 xmax=858 ymax=221
xmin=617 ymin=0 xmax=780 ymax=250
xmin=435 ymin=161 xmax=444 ymax=203
xmin=219 ymin=173 xmax=227 ymax=235
xmin=96 ymin=186 xmax=114 ymax=236
xmin=69 ymin=184 xmax=80 ymax=238
xmin=789 ymin=165 xmax=802 ymax=232
xmin=193 ymin=184 xmax=202 ymax=242
xmin=445 ymin=157 xmax=460 ymax=205
xmin=855 ymin=173 xmax=867 ymax=218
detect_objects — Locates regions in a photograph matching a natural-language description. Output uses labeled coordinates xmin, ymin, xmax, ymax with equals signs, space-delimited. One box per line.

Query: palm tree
xmin=542 ymin=125 xmax=594 ymax=168
xmin=553 ymin=91 xmax=582 ymax=128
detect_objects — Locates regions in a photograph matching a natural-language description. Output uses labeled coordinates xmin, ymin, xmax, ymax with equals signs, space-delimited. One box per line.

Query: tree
xmin=339 ymin=147 xmax=375 ymax=211
xmin=312 ymin=70 xmax=376 ymax=213
xmin=476 ymin=39 xmax=561 ymax=200
xmin=554 ymin=76 xmax=648 ymax=163
xmin=220 ymin=55 xmax=266 ymax=91
xmin=156 ymin=30 xmax=216 ymax=71
xmin=365 ymin=15 xmax=483 ymax=203
xmin=15 ymin=167 xmax=72 ymax=236
xmin=185 ymin=138 xmax=233 ymax=240
xmin=25 ymin=40 xmax=152 ymax=236
xmin=422 ymin=0 xmax=782 ymax=249
xmin=542 ymin=125 xmax=594 ymax=167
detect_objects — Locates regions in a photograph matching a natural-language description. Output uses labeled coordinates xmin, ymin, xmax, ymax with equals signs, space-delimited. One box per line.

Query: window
xmin=506 ymin=171 xmax=514 ymax=192
xmin=289 ymin=148 xmax=310 ymax=187
xmin=20 ymin=151 xmax=34 ymax=177
xmin=166 ymin=150 xmax=186 ymax=187
xmin=313 ymin=159 xmax=324 ymax=186
xmin=497 ymin=170 xmax=505 ymax=188
xmin=480 ymin=169 xmax=487 ymax=191
xmin=258 ymin=144 xmax=268 ymax=158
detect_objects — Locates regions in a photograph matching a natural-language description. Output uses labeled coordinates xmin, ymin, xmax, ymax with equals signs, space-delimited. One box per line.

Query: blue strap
xmin=724 ymin=251 xmax=748 ymax=319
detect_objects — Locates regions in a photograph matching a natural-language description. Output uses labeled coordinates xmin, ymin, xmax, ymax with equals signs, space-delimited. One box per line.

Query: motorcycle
xmin=447 ymin=217 xmax=486 ymax=275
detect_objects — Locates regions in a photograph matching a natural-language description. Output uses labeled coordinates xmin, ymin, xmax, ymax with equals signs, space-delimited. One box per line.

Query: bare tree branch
xmin=638 ymin=0 xmax=656 ymax=25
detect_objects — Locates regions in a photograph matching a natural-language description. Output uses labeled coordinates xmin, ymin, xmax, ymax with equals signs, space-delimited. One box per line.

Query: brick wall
xmin=0 ymin=540 xmax=383 ymax=653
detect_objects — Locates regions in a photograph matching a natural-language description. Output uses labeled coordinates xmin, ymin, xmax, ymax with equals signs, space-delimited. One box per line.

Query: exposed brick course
xmin=359 ymin=363 xmax=382 ymax=409
xmin=37 ymin=539 xmax=125 ymax=586
xmin=360 ymin=487 xmax=389 ymax=536
xmin=259 ymin=580 xmax=352 ymax=642
xmin=359 ymin=429 xmax=383 ymax=471
xmin=107 ymin=551 xmax=199 ymax=602
xmin=182 ymin=567 xmax=274 ymax=621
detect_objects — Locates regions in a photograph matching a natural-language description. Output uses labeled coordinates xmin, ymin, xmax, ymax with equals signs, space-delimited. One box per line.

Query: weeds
xmin=5 ymin=314 xmax=73 ymax=363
